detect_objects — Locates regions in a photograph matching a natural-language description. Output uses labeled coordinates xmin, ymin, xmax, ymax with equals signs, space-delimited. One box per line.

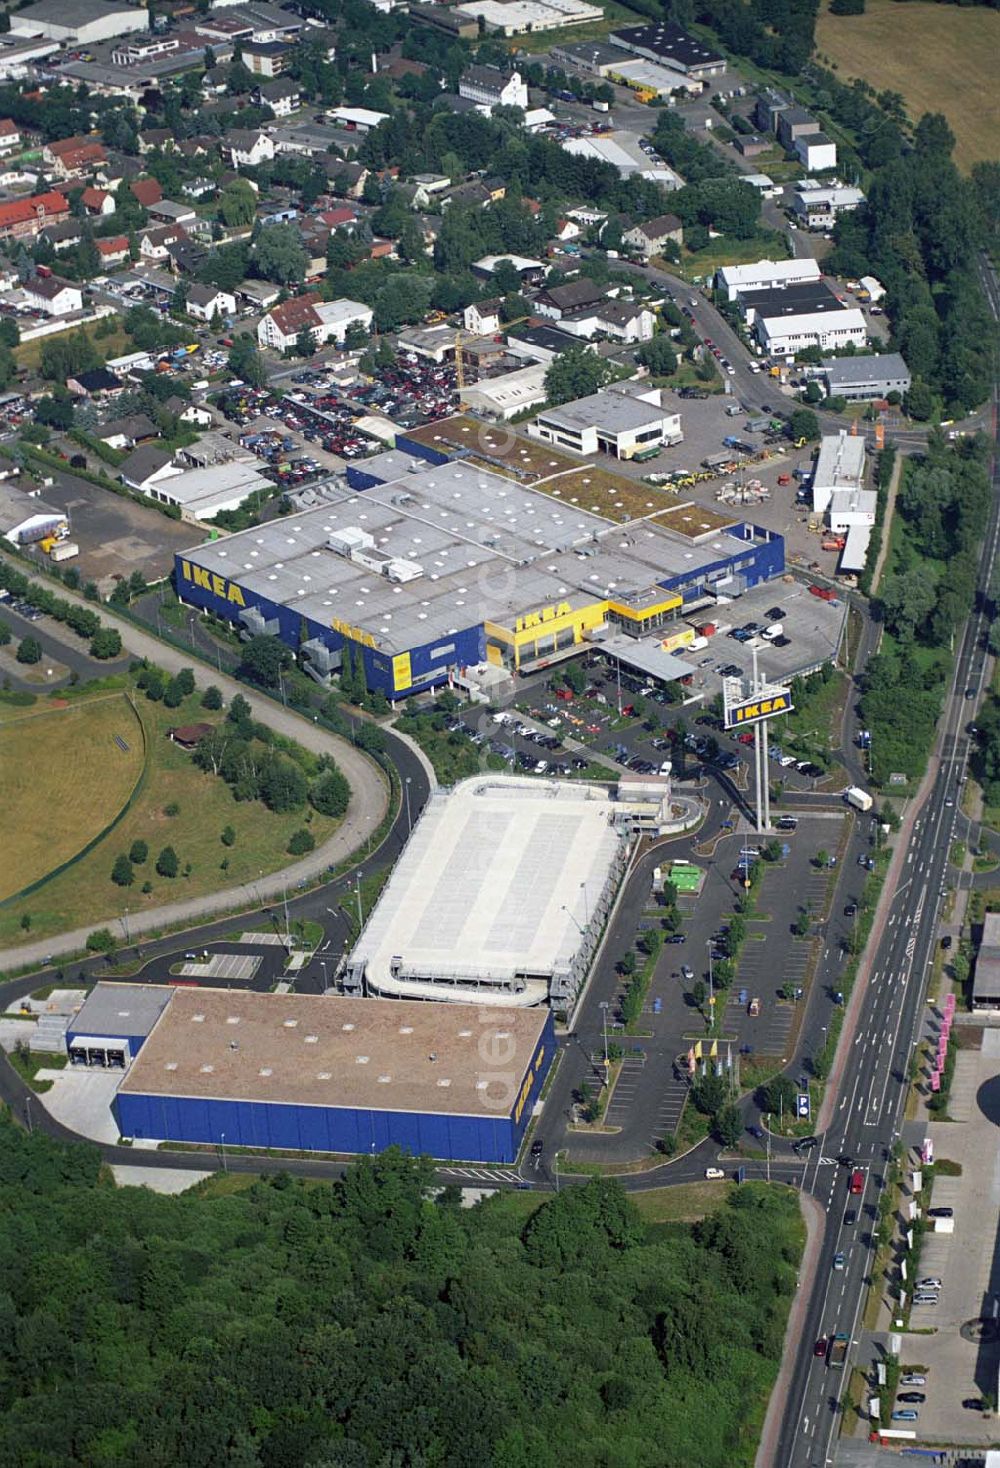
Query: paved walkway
xmin=869 ymin=451 xmax=903 ymax=596
xmin=0 ymin=563 xmax=390 ymax=971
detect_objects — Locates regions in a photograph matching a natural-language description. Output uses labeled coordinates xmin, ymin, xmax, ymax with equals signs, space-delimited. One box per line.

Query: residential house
xmin=167 ymin=397 xmax=213 ymax=427
xmin=22 ymin=273 xmax=82 ymax=317
xmin=257 ymin=77 xmax=300 ymax=115
xmin=321 ymin=158 xmax=368 ymax=198
xmin=186 ymin=283 xmax=236 ymax=322
xmin=43 ymin=135 xmax=107 ymax=178
xmin=457 ymin=65 xmax=528 ymax=115
xmin=66 ymin=367 xmax=125 ymax=397
xmin=257 ymin=293 xmax=373 ymax=352
xmin=239 ymin=279 xmax=281 ymax=311
xmin=226 ymin=130 xmax=276 ymax=169
xmin=411 ymin=173 xmax=451 ymax=210
xmin=241 ymin=39 xmax=295 ymax=76
xmin=80 ymin=186 xmax=115 ymax=217
xmin=97 ymin=412 xmax=158 ymax=450
xmin=95 ymin=234 xmax=130 ymax=266
xmin=463 ymin=298 xmax=502 ymax=335
xmin=119 ymin=443 xmax=181 ymax=494
xmin=138 ymin=127 xmax=173 ymax=153
xmin=594 ymin=301 xmax=656 ymax=343
xmin=794 ymin=134 xmax=837 ymax=174
xmin=0 ymin=120 xmax=21 ymax=154
xmin=39 ymin=217 xmax=83 ymax=252
xmin=164 ymin=238 xmax=207 ymax=275
xmin=622 ymin=213 xmax=683 ymax=261
xmin=791 ymin=183 xmax=864 ymax=231
xmin=138 ymin=223 xmax=188 ymax=263
xmin=130 ymin=177 xmax=163 ymax=209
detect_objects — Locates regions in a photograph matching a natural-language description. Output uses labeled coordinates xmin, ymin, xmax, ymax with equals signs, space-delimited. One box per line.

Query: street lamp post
xmin=599 ymin=999 xmax=610 ymax=1086
xmin=404 ymin=776 xmax=412 ymax=835
xmin=220 ymin=1132 xmax=227 ymax=1172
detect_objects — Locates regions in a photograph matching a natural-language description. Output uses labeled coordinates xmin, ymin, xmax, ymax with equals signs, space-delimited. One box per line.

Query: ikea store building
xmin=175 ymin=425 xmax=783 ymax=700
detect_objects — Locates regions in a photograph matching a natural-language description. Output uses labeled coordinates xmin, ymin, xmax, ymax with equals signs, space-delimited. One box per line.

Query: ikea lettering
xmin=179 ymin=560 xmax=245 ymax=607
xmin=729 ymin=692 xmax=793 ymax=727
xmin=331 ymin=616 xmax=376 ymax=650
xmin=515 ymin=600 xmax=572 ymax=635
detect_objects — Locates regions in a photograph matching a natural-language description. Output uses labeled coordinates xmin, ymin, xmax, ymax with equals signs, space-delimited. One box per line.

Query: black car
xmin=928 ymin=1206 xmax=954 ymax=1219
xmin=844 ymin=903 xmax=858 ymax=917
xmin=799 ymin=762 xmax=823 ymax=777
xmin=963 ymin=1399 xmax=985 ymax=1411
xmin=766 ymin=607 xmax=786 ymax=621
xmin=898 ymin=1393 xmax=925 ymax=1404
xmin=666 ymin=933 xmax=686 ymax=945
xmin=771 ymin=635 xmax=791 ymax=648
xmin=843 ymin=1209 xmax=857 ymax=1226
xmin=530 ymin=1139 xmax=544 ymax=1158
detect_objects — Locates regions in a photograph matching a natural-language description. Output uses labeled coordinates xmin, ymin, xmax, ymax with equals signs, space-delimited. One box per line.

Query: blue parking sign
xmin=796 ymin=1092 xmax=810 ymax=1119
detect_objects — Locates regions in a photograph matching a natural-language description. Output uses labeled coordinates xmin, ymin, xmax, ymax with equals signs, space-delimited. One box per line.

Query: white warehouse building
xmin=343 ymin=777 xmax=633 ymax=1014
xmin=812 ymin=431 xmax=866 ymax=516
xmin=716 ymin=257 xmax=820 ymax=302
xmin=529 ymin=382 xmax=682 ymax=459
xmin=10 ymin=0 xmax=149 ymax=43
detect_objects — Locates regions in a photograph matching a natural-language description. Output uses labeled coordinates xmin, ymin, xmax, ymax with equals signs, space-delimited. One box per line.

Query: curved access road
xmin=0 ymin=559 xmax=389 ymax=972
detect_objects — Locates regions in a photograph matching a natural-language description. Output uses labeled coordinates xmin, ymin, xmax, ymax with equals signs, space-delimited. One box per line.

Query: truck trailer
xmin=844 ymin=786 xmax=874 ymax=813
xmin=828 ymin=1333 xmax=848 ymax=1368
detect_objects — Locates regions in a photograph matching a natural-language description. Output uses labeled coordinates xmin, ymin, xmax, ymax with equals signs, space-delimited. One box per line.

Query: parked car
xmin=900 ymin=1374 xmax=926 ymax=1387
xmin=892 ymin=1410 xmax=918 ymax=1421
xmin=928 ymin=1207 xmax=954 ymax=1218
xmin=680 ymin=965 xmax=695 ymax=981
xmin=898 ymin=1393 xmax=925 ymax=1404
xmin=704 ymin=1167 xmax=725 ymax=1179
xmin=917 ymin=1277 xmax=942 ymax=1289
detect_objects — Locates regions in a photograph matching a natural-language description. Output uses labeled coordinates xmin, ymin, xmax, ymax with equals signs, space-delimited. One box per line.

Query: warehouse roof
xmin=118 ymin=986 xmax=550 ymax=1115
xmin=13 ymin=0 xmax=142 ymax=24
xmin=181 ymin=457 xmax=742 ymax=648
xmin=813 ymin=432 xmax=866 ymax=489
xmin=536 ymin=387 xmax=670 ymax=435
xmin=822 ymin=352 xmax=910 ymax=386
xmin=609 ymin=21 xmax=724 ymax=70
xmin=738 ymin=280 xmax=845 ymax=320
xmin=69 ymin=982 xmax=172 ymax=1039
xmin=349 ymin=777 xmax=628 ymax=999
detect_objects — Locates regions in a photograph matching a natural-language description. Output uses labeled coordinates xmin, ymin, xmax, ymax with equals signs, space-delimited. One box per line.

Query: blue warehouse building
xmin=66 ymin=983 xmax=173 ymax=1069
xmin=114 ymin=988 xmax=555 ymax=1164
xmin=175 ymin=432 xmax=783 ymax=701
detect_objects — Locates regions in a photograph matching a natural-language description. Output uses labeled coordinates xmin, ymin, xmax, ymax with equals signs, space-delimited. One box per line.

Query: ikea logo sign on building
xmin=728 ymin=691 xmax=793 ymax=728
xmin=179 ymin=560 xmax=246 ymax=607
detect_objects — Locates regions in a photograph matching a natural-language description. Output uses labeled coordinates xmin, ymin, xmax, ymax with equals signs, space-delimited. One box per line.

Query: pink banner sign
xmin=931 ymin=1072 xmax=941 ymax=1091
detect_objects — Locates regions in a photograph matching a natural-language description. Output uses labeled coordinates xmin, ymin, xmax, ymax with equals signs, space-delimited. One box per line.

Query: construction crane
xmin=453 ymin=316 xmax=533 ymax=403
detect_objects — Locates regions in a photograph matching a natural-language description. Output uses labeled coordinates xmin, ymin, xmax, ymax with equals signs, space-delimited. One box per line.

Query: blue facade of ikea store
xmin=114 ymin=1013 xmax=556 ymax=1163
xmin=173 ymin=553 xmax=484 ymax=700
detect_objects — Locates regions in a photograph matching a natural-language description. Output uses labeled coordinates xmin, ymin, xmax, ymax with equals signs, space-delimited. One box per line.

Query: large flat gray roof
xmin=118 ymin=987 xmax=548 ymax=1115
xmin=182 ymin=459 xmax=738 ymax=651
xmin=68 ymin=982 xmax=172 ymax=1039
xmin=822 ymin=353 xmax=909 ymax=386
xmin=349 ymin=777 xmax=628 ymax=1003
xmin=536 ymin=390 xmax=670 ymax=435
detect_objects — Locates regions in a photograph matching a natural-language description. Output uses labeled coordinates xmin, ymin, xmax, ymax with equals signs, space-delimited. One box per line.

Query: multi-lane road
xmin=774 ymin=263 xmax=1000 ymax=1467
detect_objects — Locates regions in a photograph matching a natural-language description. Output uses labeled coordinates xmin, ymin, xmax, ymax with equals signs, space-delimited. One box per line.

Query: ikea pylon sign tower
xmin=723 ymin=649 xmax=792 ymax=833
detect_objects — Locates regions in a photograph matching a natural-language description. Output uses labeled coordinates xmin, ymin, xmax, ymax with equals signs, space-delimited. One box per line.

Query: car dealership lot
xmin=890 ymin=1033 xmax=1000 ymax=1445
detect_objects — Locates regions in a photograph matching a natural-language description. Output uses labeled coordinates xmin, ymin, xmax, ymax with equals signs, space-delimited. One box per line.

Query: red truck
xmin=850 ymin=1168 xmax=865 ymax=1195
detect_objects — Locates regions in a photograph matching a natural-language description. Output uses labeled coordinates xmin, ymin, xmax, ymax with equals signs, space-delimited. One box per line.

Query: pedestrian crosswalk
xmin=440 ymin=1167 xmax=523 ymax=1184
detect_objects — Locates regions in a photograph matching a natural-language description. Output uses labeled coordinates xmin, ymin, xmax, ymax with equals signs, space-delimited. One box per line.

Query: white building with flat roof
xmin=144 ymin=461 xmax=272 ymax=523
xmin=529 ymin=383 xmax=682 ymax=458
xmin=461 ymin=362 xmax=549 ymax=420
xmin=716 ymin=257 xmax=821 ymax=301
xmin=757 ymin=306 xmax=866 ymax=359
xmin=791 ymin=183 xmax=864 ymax=230
xmin=812 ymin=431 xmax=866 ymax=515
xmin=344 ymin=776 xmax=632 ymax=1012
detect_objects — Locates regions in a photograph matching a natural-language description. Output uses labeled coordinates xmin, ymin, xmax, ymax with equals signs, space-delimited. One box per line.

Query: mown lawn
xmin=1 ymin=686 xmax=342 ymax=950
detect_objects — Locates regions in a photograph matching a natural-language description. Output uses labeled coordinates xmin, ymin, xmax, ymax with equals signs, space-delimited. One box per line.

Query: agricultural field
xmin=0 ymin=695 xmax=144 ymax=901
xmin=0 ymin=685 xmax=343 ymax=949
xmin=815 ymin=0 xmax=1000 ymax=170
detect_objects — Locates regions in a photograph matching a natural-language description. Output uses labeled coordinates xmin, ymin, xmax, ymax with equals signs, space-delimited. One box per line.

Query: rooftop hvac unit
xmin=387 ymin=557 xmax=423 ymax=583
xmin=328 ymin=526 xmax=374 ymax=556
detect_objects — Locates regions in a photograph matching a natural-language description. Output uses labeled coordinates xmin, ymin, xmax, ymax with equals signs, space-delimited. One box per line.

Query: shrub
xmin=287 ymin=828 xmax=316 ymax=855
xmin=156 ymin=846 xmax=179 ymax=878
xmin=220 ymin=825 xmax=236 ymax=847
xmin=309 ymin=767 xmax=349 ymax=817
xmin=111 ymin=854 xmax=134 ymax=887
xmin=16 ymin=636 xmax=41 ymax=665
xmin=129 ymin=840 xmax=148 ymax=865
xmin=201 ymin=685 xmax=223 ymax=710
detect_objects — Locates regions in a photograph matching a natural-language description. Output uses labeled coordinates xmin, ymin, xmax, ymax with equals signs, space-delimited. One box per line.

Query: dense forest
xmin=0 ymin=1119 xmax=803 ymax=1467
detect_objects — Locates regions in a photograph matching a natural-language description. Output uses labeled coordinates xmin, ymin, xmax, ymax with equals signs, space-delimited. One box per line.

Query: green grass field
xmin=0 ymin=695 xmax=144 ymax=902
xmin=0 ymin=686 xmax=343 ymax=950
xmin=815 ymin=0 xmax=1000 ymax=170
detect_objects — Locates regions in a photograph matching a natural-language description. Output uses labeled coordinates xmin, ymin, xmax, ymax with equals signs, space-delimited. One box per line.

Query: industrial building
xmin=550 ymin=38 xmax=632 ymax=75
xmin=345 ymin=776 xmax=631 ymax=1013
xmin=142 ymin=461 xmax=273 ymax=524
xmin=812 ymin=431 xmax=866 ymax=515
xmin=176 ymin=440 xmax=783 ymax=698
xmin=716 ymin=258 xmax=821 ymax=302
xmin=973 ymin=912 xmax=1000 ymax=1011
xmin=66 ymin=983 xmax=172 ymax=1068
xmin=794 ymin=134 xmax=837 ymax=174
xmin=736 ymin=280 xmax=843 ymax=329
xmin=456 ymin=0 xmax=602 ymax=36
xmin=10 ymin=0 xmax=149 ymax=42
xmin=791 ymin=183 xmax=865 ymax=231
xmin=609 ymin=22 xmax=726 ymax=79
xmin=113 ymin=986 xmax=555 ymax=1162
xmin=562 ymin=131 xmax=681 ymax=188
xmin=755 ymin=299 xmax=866 ymax=358
xmin=528 ymin=383 xmax=683 ymax=458
xmin=820 ymin=353 xmax=911 ymax=402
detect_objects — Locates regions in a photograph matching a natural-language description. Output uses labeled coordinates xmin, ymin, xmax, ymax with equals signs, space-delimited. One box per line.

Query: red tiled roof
xmin=130 ymin=177 xmax=163 ymax=207
xmin=0 ymin=120 xmax=19 ymax=138
xmin=0 ymin=191 xmax=68 ymax=231
xmin=81 ymin=187 xmax=109 ymax=210
xmin=268 ymin=293 xmax=322 ymax=335
xmin=97 ymin=235 xmax=129 ymax=256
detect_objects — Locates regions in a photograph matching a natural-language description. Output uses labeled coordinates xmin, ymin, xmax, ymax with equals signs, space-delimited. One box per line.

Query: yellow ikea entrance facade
xmin=485 ymin=589 xmax=683 ymax=672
